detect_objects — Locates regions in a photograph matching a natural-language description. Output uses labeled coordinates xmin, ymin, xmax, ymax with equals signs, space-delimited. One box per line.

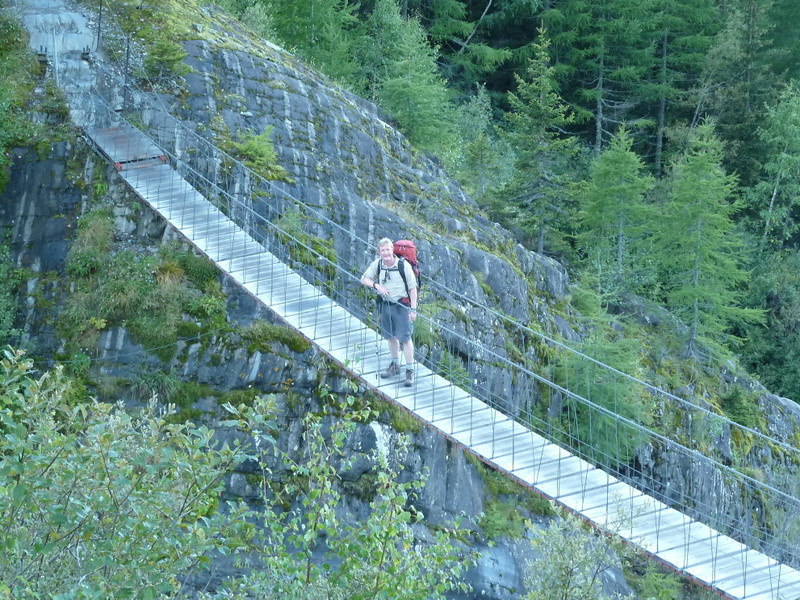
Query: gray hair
xmin=377 ymin=237 xmax=393 ymax=248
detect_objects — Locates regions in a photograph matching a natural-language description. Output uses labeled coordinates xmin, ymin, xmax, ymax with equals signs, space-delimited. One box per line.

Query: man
xmin=361 ymin=238 xmax=418 ymax=387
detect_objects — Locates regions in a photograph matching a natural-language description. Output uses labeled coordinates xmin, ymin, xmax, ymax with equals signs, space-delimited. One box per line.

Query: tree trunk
xmin=594 ymin=57 xmax=604 ymax=155
xmin=655 ymin=32 xmax=669 ymax=176
xmin=762 ymin=170 xmax=783 ymax=242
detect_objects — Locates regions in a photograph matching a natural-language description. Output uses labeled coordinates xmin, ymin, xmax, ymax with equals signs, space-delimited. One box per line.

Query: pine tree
xmin=763 ymin=0 xmax=800 ymax=81
xmin=652 ymin=122 xmax=761 ymax=356
xmin=355 ymin=0 xmax=457 ymax=152
xmin=578 ymin=127 xmax=654 ymax=302
xmin=499 ymin=33 xmax=578 ymax=255
xmin=742 ymin=252 xmax=800 ymax=400
xmin=263 ymin=0 xmax=361 ymax=86
xmin=541 ymin=0 xmax=657 ymax=154
xmin=699 ymin=0 xmax=780 ymax=186
xmin=645 ymin=0 xmax=719 ymax=175
xmin=404 ymin=0 xmax=511 ymax=88
xmin=453 ymin=85 xmax=511 ymax=199
xmin=743 ymin=83 xmax=800 ymax=249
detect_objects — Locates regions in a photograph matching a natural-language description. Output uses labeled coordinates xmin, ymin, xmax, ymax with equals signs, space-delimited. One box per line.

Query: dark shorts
xmin=379 ymin=301 xmax=413 ymax=343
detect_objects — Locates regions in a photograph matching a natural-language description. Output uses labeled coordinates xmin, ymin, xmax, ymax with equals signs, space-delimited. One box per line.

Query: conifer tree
xmin=355 ymin=0 xmax=457 ymax=152
xmin=645 ymin=0 xmax=719 ymax=175
xmin=453 ymin=85 xmax=510 ymax=199
xmin=763 ymin=0 xmax=800 ymax=81
xmin=403 ymin=0 xmax=511 ymax=87
xmin=700 ymin=0 xmax=780 ymax=186
xmin=263 ymin=0 xmax=361 ymax=86
xmin=742 ymin=252 xmax=800 ymax=400
xmin=499 ymin=33 xmax=577 ymax=255
xmin=541 ymin=0 xmax=656 ymax=153
xmin=652 ymin=122 xmax=761 ymax=356
xmin=743 ymin=83 xmax=800 ymax=249
xmin=578 ymin=127 xmax=654 ymax=302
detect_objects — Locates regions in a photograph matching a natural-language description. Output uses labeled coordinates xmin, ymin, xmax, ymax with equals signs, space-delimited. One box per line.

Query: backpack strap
xmin=376 ymin=257 xmax=412 ymax=304
xmin=397 ymin=257 xmax=410 ymax=299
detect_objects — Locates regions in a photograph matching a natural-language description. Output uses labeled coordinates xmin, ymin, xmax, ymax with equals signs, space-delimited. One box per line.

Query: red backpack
xmin=393 ymin=240 xmax=421 ymax=290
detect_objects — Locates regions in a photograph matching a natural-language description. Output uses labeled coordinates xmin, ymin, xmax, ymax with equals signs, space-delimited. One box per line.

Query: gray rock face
xmin=0 ymin=144 xmax=82 ymax=354
xmin=148 ymin=32 xmax=573 ymax=335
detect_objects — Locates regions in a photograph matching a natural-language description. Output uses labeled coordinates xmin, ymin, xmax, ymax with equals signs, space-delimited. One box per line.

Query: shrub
xmin=0 ymin=244 xmax=21 ymax=346
xmin=129 ymin=369 xmax=180 ymax=402
xmin=243 ymin=319 xmax=312 ymax=354
xmin=0 ymin=350 xmax=470 ymax=599
xmin=232 ymin=126 xmax=293 ymax=182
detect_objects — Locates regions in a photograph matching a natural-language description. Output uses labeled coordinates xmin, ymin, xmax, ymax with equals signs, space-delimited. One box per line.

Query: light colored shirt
xmin=362 ymin=256 xmax=417 ymax=303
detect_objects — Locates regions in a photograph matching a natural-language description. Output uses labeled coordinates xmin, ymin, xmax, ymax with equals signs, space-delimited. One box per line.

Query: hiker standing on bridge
xmin=361 ymin=238 xmax=418 ymax=387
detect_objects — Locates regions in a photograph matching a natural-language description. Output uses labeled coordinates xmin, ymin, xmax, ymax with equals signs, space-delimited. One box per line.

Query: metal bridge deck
xmin=85 ymin=124 xmax=800 ymax=600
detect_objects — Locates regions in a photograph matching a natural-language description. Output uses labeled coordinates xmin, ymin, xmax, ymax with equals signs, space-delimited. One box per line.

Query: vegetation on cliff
xmin=0 ymin=349 xmax=471 ymax=599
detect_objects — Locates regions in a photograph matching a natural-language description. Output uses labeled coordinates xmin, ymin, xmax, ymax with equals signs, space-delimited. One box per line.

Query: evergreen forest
xmin=213 ymin=0 xmax=800 ymax=400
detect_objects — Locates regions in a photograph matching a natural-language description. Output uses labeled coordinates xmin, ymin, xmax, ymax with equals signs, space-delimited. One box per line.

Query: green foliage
xmin=524 ymin=509 xmax=628 ymax=600
xmin=355 ymin=0 xmax=458 ymax=153
xmin=243 ymin=319 xmax=312 ymax=354
xmin=743 ymin=83 xmax=800 ymax=248
xmin=65 ymin=208 xmax=114 ymax=278
xmin=186 ymin=292 xmax=228 ymax=328
xmin=0 ymin=245 xmax=21 ymax=346
xmin=644 ymin=0 xmax=719 ymax=175
xmin=720 ymin=385 xmax=762 ymax=430
xmin=0 ymin=13 xmax=39 ymax=193
xmin=556 ymin=335 xmax=651 ymax=467
xmin=741 ymin=251 xmax=800 ymax=400
xmin=232 ymin=125 xmax=293 ymax=182
xmin=1 ymin=352 xmax=470 ymax=598
xmin=262 ymin=0 xmax=361 ymax=85
xmin=704 ymin=1 xmax=779 ymax=187
xmin=168 ymin=243 xmax=220 ymax=288
xmin=651 ymin=123 xmax=763 ymax=356
xmin=142 ymin=38 xmax=191 ymax=81
xmin=0 ymin=348 xmax=254 ymax=598
xmin=129 ymin=369 xmax=181 ymax=402
xmin=541 ymin=0 xmax=656 ymax=152
xmin=577 ymin=127 xmax=655 ymax=302
xmin=479 ymin=498 xmax=527 ymax=539
xmin=174 ymin=380 xmax=222 ymax=407
xmin=273 ymin=209 xmax=338 ymax=280
xmin=494 ymin=33 xmax=578 ymax=256
xmin=59 ymin=214 xmax=227 ymax=358
xmin=228 ymin=408 xmax=472 ymax=599
xmin=433 ymin=349 xmax=470 ymax=390
xmin=632 ymin=564 xmax=682 ymax=600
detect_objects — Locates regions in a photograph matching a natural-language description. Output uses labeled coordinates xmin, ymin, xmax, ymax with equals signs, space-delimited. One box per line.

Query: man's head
xmin=378 ymin=238 xmax=394 ymax=260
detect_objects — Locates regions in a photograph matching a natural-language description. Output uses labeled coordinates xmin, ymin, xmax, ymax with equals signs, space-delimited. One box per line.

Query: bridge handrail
xmin=69 ymin=10 xmax=800 ymax=567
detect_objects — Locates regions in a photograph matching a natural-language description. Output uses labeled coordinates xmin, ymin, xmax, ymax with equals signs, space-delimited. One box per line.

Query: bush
xmin=0 ymin=348 xmax=253 ymax=598
xmin=232 ymin=126 xmax=293 ymax=182
xmin=243 ymin=319 xmax=312 ymax=354
xmin=0 ymin=245 xmax=21 ymax=346
xmin=0 ymin=350 xmax=470 ymax=599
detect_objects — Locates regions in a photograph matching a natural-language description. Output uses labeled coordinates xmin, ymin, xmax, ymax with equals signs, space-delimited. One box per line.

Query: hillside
xmin=2 ymin=0 xmax=800 ymax=598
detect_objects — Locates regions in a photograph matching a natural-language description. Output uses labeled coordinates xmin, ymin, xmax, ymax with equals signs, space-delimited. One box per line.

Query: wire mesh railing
xmin=59 ymin=0 xmax=800 ymax=581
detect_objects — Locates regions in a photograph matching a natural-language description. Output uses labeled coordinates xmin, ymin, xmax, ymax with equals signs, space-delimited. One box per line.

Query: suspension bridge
xmin=12 ymin=0 xmax=800 ymax=597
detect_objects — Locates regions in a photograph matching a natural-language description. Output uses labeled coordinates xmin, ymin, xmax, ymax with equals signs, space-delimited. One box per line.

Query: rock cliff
xmin=5 ymin=0 xmax=800 ymax=596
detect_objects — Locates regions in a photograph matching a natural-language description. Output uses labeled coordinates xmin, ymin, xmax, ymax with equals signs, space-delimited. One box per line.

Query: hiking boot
xmin=404 ymin=369 xmax=413 ymax=387
xmin=381 ymin=362 xmax=400 ymax=378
